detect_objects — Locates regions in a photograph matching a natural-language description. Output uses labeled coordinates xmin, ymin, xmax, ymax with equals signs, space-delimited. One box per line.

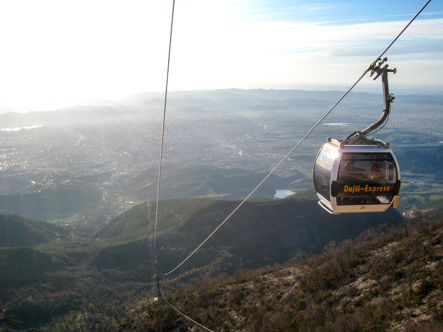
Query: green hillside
xmin=0 ymin=177 xmax=35 ymax=195
xmin=93 ymin=189 xmax=404 ymax=274
xmin=0 ymin=247 xmax=70 ymax=286
xmin=0 ymin=214 xmax=69 ymax=247
xmin=0 ymin=190 xmax=407 ymax=330
xmin=93 ymin=197 xmax=221 ymax=242
xmin=0 ymin=185 xmax=102 ymax=220
xmin=419 ymin=198 xmax=443 ymax=216
xmin=396 ymin=146 xmax=443 ymax=174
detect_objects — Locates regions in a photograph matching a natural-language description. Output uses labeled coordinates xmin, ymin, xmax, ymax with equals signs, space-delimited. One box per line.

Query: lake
xmin=274 ymin=189 xmax=295 ymax=199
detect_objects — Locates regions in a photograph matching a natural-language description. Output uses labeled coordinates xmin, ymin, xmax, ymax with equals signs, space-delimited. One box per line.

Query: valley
xmin=0 ymin=89 xmax=442 ymax=331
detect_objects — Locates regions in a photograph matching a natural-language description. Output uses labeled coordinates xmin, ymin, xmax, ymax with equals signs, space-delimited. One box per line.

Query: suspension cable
xmin=161 ymin=0 xmax=431 ymax=277
xmin=164 ymin=73 xmax=365 ymax=276
xmin=151 ymin=2 xmax=213 ymax=330
xmin=146 ymin=1 xmax=432 ymax=331
xmin=153 ymin=0 xmax=176 ymax=253
xmin=369 ymin=0 xmax=431 ymax=69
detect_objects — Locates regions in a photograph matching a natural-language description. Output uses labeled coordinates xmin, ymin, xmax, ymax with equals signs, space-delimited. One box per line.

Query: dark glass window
xmin=313 ymin=147 xmax=335 ymax=200
xmin=336 ymin=152 xmax=398 ymax=205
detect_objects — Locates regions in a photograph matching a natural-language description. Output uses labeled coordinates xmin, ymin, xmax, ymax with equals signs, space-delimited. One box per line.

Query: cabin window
xmin=313 ymin=147 xmax=334 ymax=200
xmin=336 ymin=153 xmax=398 ymax=205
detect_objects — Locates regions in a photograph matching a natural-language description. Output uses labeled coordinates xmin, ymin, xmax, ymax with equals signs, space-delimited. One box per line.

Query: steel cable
xmin=161 ymin=0 xmax=431 ymax=277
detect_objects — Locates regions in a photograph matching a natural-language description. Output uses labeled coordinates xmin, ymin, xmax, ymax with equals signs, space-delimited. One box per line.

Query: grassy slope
xmin=0 ymin=190 xmax=438 ymax=331
xmin=94 ymin=188 xmax=403 ymax=243
xmin=419 ymin=198 xmax=443 ymax=216
xmin=0 ymin=214 xmax=69 ymax=247
xmin=0 ymin=185 xmax=102 ymax=220
xmin=92 ymin=189 xmax=404 ymax=275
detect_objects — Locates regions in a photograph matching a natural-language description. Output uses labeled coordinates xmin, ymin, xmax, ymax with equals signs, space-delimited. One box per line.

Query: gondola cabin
xmin=313 ymin=137 xmax=401 ymax=214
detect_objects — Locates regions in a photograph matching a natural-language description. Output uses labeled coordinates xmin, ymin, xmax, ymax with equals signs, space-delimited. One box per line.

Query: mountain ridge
xmin=113 ymin=215 xmax=443 ymax=332
xmin=0 ymin=214 xmax=69 ymax=247
xmin=93 ymin=189 xmax=404 ymax=275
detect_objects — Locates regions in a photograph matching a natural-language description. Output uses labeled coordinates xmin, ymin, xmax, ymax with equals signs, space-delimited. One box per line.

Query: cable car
xmin=313 ymin=137 xmax=401 ymax=214
xmin=313 ymin=58 xmax=401 ymax=214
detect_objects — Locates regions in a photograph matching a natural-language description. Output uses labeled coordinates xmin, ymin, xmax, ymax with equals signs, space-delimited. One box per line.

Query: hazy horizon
xmin=0 ymin=0 xmax=441 ymax=114
xmin=0 ymin=83 xmax=441 ymax=115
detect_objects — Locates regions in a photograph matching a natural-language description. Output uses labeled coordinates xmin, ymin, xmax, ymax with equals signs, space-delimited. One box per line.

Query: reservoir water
xmin=1 ymin=125 xmax=42 ymax=132
xmin=274 ymin=189 xmax=295 ymax=199
xmin=323 ymin=122 xmax=351 ymax=126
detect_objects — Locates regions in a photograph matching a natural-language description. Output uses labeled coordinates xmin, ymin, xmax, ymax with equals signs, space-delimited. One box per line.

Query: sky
xmin=0 ymin=0 xmax=442 ymax=113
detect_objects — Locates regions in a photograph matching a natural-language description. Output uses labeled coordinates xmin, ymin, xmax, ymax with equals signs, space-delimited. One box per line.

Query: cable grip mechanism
xmin=360 ymin=57 xmax=397 ymax=136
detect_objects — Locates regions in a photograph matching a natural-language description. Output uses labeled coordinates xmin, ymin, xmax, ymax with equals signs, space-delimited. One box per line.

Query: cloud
xmin=0 ymin=0 xmax=441 ymax=112
xmin=169 ymin=13 xmax=443 ymax=85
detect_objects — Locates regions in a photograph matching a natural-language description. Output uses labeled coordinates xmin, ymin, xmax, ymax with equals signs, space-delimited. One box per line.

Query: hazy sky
xmin=0 ymin=0 xmax=442 ymax=112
